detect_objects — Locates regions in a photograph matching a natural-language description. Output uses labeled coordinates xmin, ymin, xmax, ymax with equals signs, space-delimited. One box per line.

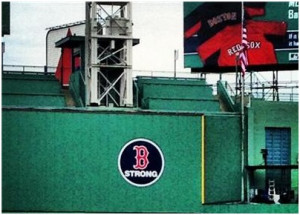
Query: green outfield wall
xmin=2 ymin=108 xmax=202 ymax=212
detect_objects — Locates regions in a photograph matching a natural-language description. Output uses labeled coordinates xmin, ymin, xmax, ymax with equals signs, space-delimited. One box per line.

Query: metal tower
xmin=85 ymin=2 xmax=138 ymax=107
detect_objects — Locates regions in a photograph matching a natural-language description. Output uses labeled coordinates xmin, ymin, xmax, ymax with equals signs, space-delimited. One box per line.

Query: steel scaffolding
xmin=85 ymin=2 xmax=139 ymax=107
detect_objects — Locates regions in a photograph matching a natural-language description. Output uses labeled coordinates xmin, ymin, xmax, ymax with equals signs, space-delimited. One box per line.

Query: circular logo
xmin=118 ymin=138 xmax=164 ymax=187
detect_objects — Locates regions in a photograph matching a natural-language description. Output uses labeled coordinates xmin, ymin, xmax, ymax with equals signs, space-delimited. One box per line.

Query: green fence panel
xmin=2 ymin=94 xmax=65 ymax=107
xmin=204 ymin=114 xmax=242 ymax=203
xmin=145 ymin=98 xmax=220 ymax=112
xmin=3 ymin=77 xmax=61 ymax=95
xmin=142 ymin=84 xmax=214 ymax=100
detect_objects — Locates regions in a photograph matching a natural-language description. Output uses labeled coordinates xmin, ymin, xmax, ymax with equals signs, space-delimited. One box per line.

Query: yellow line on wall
xmin=201 ymin=115 xmax=205 ymax=204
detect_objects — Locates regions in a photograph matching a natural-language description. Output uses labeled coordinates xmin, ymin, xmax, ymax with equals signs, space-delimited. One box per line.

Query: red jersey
xmin=197 ymin=20 xmax=287 ymax=67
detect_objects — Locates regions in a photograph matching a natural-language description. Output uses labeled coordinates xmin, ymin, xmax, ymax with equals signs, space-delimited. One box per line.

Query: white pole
xmin=241 ymin=1 xmax=245 ymax=203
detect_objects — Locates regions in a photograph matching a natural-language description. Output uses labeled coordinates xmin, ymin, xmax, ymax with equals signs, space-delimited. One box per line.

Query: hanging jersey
xmin=184 ymin=2 xmax=266 ymax=43
xmin=197 ymin=20 xmax=287 ymax=67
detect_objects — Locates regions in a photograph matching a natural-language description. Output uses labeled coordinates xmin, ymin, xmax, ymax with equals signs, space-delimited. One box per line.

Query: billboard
xmin=184 ymin=2 xmax=299 ymax=72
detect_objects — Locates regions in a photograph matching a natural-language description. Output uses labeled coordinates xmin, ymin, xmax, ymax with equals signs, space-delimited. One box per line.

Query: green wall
xmin=2 ymin=94 xmax=65 ymax=107
xmin=69 ymin=70 xmax=85 ymax=107
xmin=205 ymin=114 xmax=241 ymax=203
xmin=2 ymin=74 xmax=61 ymax=94
xmin=2 ymin=108 xmax=202 ymax=212
xmin=2 ymin=74 xmax=65 ymax=107
xmin=145 ymin=98 xmax=220 ymax=112
xmin=247 ymin=100 xmax=298 ymax=190
xmin=137 ymin=77 xmax=220 ymax=112
xmin=2 ymin=107 xmax=298 ymax=213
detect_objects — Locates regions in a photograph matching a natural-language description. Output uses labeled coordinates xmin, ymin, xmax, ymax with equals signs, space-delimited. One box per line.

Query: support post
xmin=241 ymin=71 xmax=245 ymax=202
xmin=235 ymin=54 xmax=239 ymax=103
xmin=84 ymin=2 xmax=91 ymax=106
xmin=1 ymin=42 xmax=4 ymax=73
xmin=240 ymin=1 xmax=246 ymax=203
xmin=174 ymin=49 xmax=178 ymax=78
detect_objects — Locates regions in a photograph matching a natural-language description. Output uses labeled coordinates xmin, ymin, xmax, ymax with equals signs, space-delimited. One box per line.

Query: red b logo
xmin=133 ymin=145 xmax=149 ymax=169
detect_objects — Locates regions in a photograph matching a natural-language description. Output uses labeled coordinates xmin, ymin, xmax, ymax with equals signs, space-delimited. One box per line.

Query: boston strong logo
xmin=118 ymin=138 xmax=164 ymax=187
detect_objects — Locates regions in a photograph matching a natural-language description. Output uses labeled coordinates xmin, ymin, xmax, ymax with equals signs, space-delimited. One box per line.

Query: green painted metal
xmin=145 ymin=98 xmax=220 ymax=112
xmin=247 ymin=100 xmax=298 ymax=192
xmin=2 ymin=74 xmax=61 ymax=94
xmin=2 ymin=107 xmax=298 ymax=213
xmin=1 ymin=72 xmax=298 ymax=213
xmin=204 ymin=114 xmax=241 ymax=203
xmin=137 ymin=77 xmax=220 ymax=112
xmin=2 ymin=94 xmax=65 ymax=107
xmin=2 ymin=108 xmax=202 ymax=212
xmin=184 ymin=54 xmax=204 ymax=69
xmin=69 ymin=70 xmax=84 ymax=107
xmin=2 ymin=74 xmax=65 ymax=107
xmin=217 ymin=81 xmax=235 ymax=112
xmin=142 ymin=83 xmax=214 ymax=99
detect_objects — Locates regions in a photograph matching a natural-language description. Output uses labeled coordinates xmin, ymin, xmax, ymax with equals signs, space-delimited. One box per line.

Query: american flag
xmin=239 ymin=22 xmax=248 ymax=77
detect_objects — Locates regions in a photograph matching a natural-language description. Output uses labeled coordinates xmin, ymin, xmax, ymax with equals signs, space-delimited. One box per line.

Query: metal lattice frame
xmin=85 ymin=2 xmax=134 ymax=107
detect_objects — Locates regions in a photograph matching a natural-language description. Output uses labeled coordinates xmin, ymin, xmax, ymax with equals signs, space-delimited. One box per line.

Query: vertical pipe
xmin=84 ymin=2 xmax=91 ymax=106
xmin=45 ymin=29 xmax=51 ymax=74
xmin=240 ymin=1 xmax=245 ymax=203
xmin=272 ymin=71 xmax=275 ymax=101
xmin=1 ymin=42 xmax=4 ymax=73
xmin=201 ymin=115 xmax=205 ymax=204
xmin=241 ymin=66 xmax=245 ymax=202
xmin=276 ymin=70 xmax=279 ymax=101
xmin=235 ymin=55 xmax=238 ymax=103
xmin=250 ymin=71 xmax=253 ymax=97
xmin=61 ymin=48 xmax=64 ymax=87
xmin=125 ymin=2 xmax=133 ymax=107
xmin=174 ymin=49 xmax=177 ymax=78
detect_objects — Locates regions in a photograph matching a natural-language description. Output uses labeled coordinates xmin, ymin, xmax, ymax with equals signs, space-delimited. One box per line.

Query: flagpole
xmin=241 ymin=1 xmax=245 ymax=203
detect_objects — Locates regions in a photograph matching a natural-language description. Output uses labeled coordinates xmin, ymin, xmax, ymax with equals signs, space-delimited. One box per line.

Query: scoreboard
xmin=184 ymin=2 xmax=299 ymax=72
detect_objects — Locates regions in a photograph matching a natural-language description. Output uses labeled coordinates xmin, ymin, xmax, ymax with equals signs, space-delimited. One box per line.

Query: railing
xmin=2 ymin=65 xmax=203 ymax=79
xmin=217 ymin=81 xmax=235 ymax=111
xmin=2 ymin=65 xmax=56 ymax=75
xmin=3 ymin=65 xmax=298 ymax=102
xmin=250 ymin=91 xmax=299 ymax=102
xmin=132 ymin=70 xmax=203 ymax=79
